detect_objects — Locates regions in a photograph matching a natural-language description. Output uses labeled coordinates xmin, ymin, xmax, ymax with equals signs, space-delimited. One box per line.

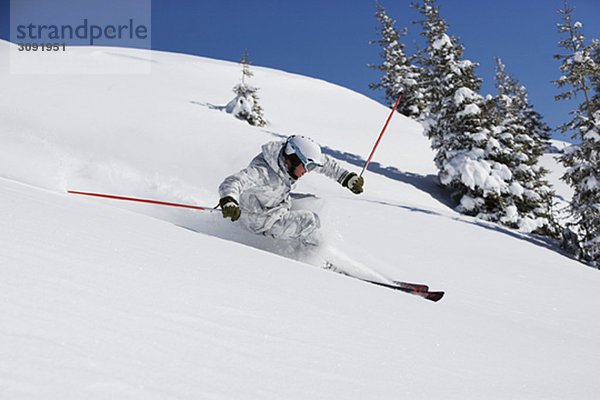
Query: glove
xmin=219 ymin=196 xmax=241 ymax=221
xmin=343 ymin=172 xmax=364 ymax=194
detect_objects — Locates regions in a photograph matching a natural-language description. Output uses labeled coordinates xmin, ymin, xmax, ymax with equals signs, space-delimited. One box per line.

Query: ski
xmin=363 ymin=279 xmax=444 ymax=302
xmin=394 ymin=281 xmax=429 ymax=293
xmin=323 ymin=262 xmax=444 ymax=302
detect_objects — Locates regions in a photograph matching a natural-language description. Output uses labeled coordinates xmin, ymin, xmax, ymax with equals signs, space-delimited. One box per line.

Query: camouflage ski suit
xmin=218 ymin=140 xmax=352 ymax=246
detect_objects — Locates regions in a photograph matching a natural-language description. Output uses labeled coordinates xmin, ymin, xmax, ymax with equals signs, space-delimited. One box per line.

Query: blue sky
xmin=2 ymin=0 xmax=599 ymax=142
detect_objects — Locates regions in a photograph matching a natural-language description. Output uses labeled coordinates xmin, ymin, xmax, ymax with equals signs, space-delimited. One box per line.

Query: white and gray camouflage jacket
xmin=218 ymin=140 xmax=351 ymax=234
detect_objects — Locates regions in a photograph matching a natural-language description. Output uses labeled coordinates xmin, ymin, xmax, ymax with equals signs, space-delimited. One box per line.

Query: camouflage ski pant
xmin=241 ymin=209 xmax=321 ymax=246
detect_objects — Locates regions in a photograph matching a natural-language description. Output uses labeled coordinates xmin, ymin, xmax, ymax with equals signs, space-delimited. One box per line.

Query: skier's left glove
xmin=342 ymin=172 xmax=364 ymax=194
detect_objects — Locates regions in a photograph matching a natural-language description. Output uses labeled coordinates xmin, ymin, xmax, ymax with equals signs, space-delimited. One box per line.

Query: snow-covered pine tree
xmin=562 ymin=112 xmax=600 ymax=265
xmin=226 ymin=50 xmax=267 ymax=127
xmin=412 ymin=0 xmax=513 ymax=221
xmin=409 ymin=0 xmax=448 ymax=114
xmin=592 ymin=39 xmax=600 ymax=107
xmin=553 ymin=1 xmax=600 ymax=265
xmin=492 ymin=57 xmax=555 ymax=235
xmin=368 ymin=3 xmax=425 ymax=118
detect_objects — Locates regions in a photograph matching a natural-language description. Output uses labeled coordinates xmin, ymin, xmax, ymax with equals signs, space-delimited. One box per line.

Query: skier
xmin=218 ymin=135 xmax=364 ymax=246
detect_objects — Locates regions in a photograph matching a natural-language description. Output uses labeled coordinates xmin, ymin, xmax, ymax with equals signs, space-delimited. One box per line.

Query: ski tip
xmin=425 ymin=291 xmax=445 ymax=302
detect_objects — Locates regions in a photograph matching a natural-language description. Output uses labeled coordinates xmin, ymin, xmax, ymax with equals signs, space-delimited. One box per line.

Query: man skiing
xmin=218 ymin=135 xmax=364 ymax=246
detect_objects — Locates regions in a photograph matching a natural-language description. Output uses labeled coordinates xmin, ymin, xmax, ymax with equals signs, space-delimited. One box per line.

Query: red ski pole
xmin=360 ymin=90 xmax=404 ymax=177
xmin=67 ymin=190 xmax=219 ymax=212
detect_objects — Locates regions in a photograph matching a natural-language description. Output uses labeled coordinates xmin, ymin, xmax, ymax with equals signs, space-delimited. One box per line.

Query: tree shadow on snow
xmin=189 ymin=100 xmax=226 ymax=111
xmin=319 ymin=144 xmax=576 ymax=265
xmin=315 ymin=145 xmax=575 ymax=263
xmin=319 ymin=145 xmax=456 ymax=209
xmin=362 ymin=197 xmax=569 ymax=260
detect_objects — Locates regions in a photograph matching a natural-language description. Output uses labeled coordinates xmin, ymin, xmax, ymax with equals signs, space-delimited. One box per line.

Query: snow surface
xmin=1 ymin=40 xmax=600 ymax=399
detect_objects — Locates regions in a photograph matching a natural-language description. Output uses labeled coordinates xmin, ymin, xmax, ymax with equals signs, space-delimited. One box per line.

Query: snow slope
xmin=1 ymin=40 xmax=599 ymax=399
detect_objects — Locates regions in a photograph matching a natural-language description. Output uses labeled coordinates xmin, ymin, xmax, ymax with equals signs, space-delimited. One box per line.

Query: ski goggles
xmin=304 ymin=160 xmax=322 ymax=172
xmin=287 ymin=142 xmax=323 ymax=172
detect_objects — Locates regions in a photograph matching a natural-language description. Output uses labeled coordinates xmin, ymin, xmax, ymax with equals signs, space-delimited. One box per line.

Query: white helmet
xmin=284 ymin=135 xmax=323 ymax=171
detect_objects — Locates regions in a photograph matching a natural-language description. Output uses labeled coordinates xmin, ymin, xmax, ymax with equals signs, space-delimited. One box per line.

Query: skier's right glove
xmin=219 ymin=196 xmax=241 ymax=222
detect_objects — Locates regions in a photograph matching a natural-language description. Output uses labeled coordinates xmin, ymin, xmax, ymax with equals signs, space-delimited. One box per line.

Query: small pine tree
xmin=369 ymin=3 xmax=426 ymax=118
xmin=492 ymin=57 xmax=555 ymax=234
xmin=553 ymin=1 xmax=600 ymax=265
xmin=226 ymin=50 xmax=267 ymax=127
